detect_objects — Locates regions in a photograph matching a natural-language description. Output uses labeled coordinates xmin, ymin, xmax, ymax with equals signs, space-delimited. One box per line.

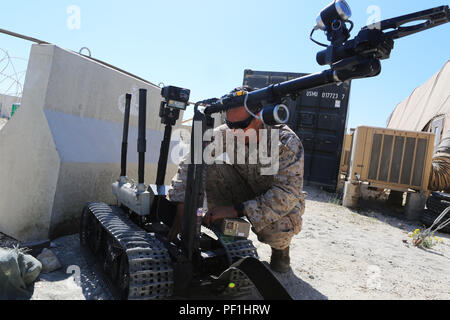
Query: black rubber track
xmin=420 ymin=209 xmax=450 ymax=234
xmin=426 ymin=193 xmax=450 ymax=215
xmin=430 ymin=191 xmax=450 ymax=202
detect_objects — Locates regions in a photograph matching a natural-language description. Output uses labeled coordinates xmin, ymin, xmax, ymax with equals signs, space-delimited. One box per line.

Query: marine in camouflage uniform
xmin=168 ymin=123 xmax=305 ymax=252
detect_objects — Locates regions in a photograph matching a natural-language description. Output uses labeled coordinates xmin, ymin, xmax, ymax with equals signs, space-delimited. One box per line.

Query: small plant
xmin=409 ymin=228 xmax=443 ymax=249
xmin=328 ymin=193 xmax=343 ymax=206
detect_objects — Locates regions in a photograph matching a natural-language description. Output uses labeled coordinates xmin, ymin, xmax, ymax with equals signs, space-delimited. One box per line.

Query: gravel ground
xmin=2 ymin=185 xmax=449 ymax=300
xmin=30 ymin=234 xmax=113 ymax=300
xmin=0 ymin=233 xmax=19 ymax=248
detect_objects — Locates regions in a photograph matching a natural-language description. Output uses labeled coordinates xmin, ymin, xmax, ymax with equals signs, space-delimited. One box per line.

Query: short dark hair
xmin=229 ymin=85 xmax=262 ymax=114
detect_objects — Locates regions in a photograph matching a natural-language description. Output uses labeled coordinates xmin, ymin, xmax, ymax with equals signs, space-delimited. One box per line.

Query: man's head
xmin=225 ymin=86 xmax=263 ymax=133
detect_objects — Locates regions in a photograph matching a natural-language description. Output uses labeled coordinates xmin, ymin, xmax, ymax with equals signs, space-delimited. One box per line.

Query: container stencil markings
xmin=243 ymin=69 xmax=352 ymax=190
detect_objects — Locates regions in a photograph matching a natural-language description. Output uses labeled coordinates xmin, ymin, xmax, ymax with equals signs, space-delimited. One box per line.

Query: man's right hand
xmin=168 ymin=203 xmax=184 ymax=242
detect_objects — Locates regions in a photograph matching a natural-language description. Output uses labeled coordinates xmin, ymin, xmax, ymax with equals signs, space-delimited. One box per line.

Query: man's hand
xmin=203 ymin=206 xmax=238 ymax=227
xmin=168 ymin=203 xmax=184 ymax=242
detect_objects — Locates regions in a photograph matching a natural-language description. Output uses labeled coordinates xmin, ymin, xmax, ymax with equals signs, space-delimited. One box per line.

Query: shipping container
xmin=243 ymin=69 xmax=352 ymax=190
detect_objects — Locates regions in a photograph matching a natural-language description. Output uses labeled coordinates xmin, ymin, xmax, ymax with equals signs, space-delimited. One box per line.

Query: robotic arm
xmin=202 ymin=2 xmax=449 ymax=116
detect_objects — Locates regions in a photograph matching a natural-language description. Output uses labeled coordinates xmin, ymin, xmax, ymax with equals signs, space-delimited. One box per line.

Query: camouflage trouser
xmin=205 ymin=164 xmax=302 ymax=250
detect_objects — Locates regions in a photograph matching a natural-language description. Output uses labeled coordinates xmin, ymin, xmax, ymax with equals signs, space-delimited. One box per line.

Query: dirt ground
xmin=1 ymin=185 xmax=449 ymax=300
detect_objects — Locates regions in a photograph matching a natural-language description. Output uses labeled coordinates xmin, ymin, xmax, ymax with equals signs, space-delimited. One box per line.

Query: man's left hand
xmin=203 ymin=206 xmax=238 ymax=227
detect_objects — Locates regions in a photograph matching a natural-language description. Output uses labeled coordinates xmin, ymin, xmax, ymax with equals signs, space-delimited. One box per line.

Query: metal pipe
xmin=0 ymin=28 xmax=161 ymax=89
xmin=138 ymin=89 xmax=147 ymax=186
xmin=120 ymin=94 xmax=132 ymax=178
xmin=0 ymin=28 xmax=50 ymax=44
xmin=204 ymin=69 xmax=336 ymax=115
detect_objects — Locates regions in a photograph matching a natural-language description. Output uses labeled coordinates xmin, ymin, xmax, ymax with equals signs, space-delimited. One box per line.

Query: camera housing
xmin=161 ymin=86 xmax=191 ymax=110
xmin=261 ymin=104 xmax=290 ymax=126
xmin=316 ymin=0 xmax=352 ymax=31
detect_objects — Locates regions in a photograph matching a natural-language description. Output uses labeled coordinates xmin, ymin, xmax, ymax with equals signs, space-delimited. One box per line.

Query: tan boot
xmin=270 ymin=247 xmax=291 ymax=273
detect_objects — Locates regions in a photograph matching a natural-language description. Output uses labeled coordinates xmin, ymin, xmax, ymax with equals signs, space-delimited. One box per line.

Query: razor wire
xmin=0 ymin=48 xmax=27 ymax=99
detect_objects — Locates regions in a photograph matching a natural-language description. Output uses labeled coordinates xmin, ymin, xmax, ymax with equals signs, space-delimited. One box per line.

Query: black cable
xmin=347 ymin=20 xmax=354 ymax=33
xmin=310 ymin=20 xmax=354 ymax=48
xmin=309 ymin=27 xmax=328 ymax=47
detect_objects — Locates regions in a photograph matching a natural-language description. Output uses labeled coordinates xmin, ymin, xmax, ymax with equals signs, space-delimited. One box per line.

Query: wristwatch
xmin=234 ymin=203 xmax=246 ymax=218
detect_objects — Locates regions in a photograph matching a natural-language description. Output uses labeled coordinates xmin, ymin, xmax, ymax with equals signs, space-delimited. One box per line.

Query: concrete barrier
xmin=0 ymin=44 xmax=184 ymax=241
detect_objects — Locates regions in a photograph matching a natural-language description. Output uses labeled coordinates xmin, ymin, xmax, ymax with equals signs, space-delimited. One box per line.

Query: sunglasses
xmin=226 ymin=116 xmax=254 ymax=130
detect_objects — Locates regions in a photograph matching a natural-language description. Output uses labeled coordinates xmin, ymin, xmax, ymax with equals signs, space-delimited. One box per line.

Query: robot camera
xmin=261 ymin=104 xmax=290 ymax=126
xmin=161 ymin=86 xmax=191 ymax=110
xmin=315 ymin=0 xmax=352 ymax=31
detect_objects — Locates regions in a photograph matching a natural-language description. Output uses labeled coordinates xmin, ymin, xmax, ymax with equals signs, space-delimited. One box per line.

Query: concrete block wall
xmin=0 ymin=44 xmax=183 ymax=241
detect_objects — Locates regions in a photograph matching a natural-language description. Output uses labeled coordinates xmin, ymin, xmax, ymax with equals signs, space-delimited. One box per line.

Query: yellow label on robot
xmin=220 ymin=218 xmax=251 ymax=238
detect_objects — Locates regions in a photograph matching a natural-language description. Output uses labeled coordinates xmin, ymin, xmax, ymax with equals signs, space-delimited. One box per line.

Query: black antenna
xmin=120 ymin=94 xmax=132 ymax=179
xmin=138 ymin=89 xmax=147 ymax=187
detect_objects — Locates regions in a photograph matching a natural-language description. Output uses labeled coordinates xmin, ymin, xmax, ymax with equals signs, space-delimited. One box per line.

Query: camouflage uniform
xmin=168 ymin=124 xmax=305 ymax=250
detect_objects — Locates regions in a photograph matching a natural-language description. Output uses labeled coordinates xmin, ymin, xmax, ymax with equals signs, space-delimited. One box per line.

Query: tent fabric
xmin=387 ymin=60 xmax=450 ymax=133
xmin=388 ymin=61 xmax=450 ymax=192
xmin=0 ymin=247 xmax=42 ymax=300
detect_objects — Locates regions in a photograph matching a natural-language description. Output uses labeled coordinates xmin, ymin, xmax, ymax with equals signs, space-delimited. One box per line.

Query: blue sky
xmin=1 ymin=0 xmax=449 ymax=129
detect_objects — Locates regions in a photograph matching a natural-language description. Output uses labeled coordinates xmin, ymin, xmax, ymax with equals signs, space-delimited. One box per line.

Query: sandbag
xmin=0 ymin=247 xmax=42 ymax=300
